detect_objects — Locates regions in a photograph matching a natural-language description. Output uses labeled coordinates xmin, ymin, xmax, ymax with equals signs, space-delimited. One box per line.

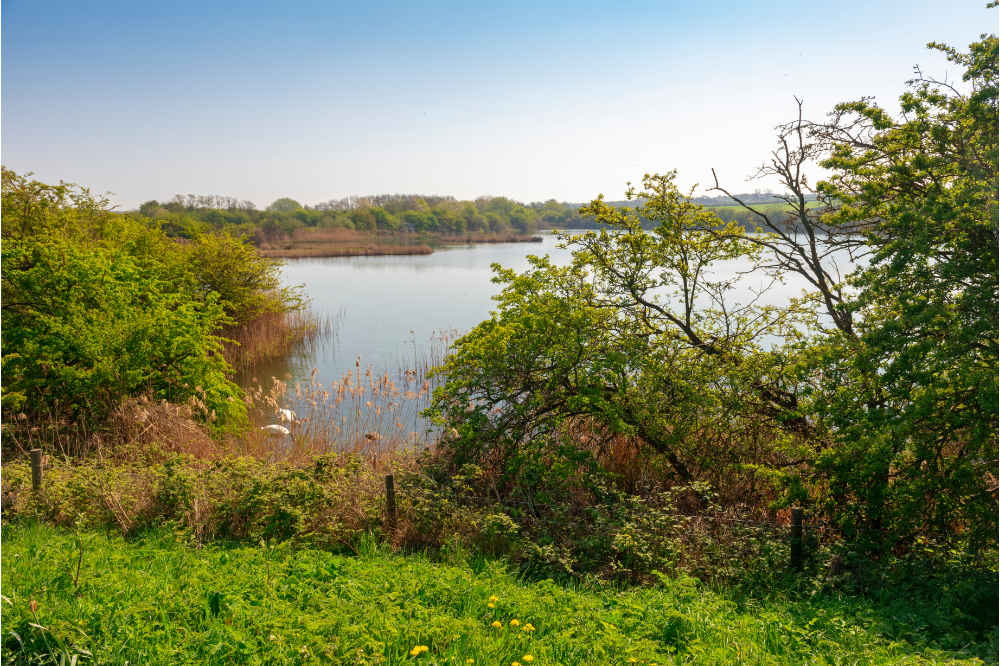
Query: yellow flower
xmin=488 ymin=603 xmax=495 ymax=609
xmin=512 ymin=662 xmax=521 ymax=666
xmin=466 ymin=660 xmax=475 ymax=665
xmin=629 ymin=659 xmax=637 ymax=664
xmin=489 ymin=596 xmax=499 ymax=602
xmin=492 ymin=621 xmax=503 ymax=629
xmin=409 ymin=645 xmax=429 ymax=657
xmin=521 ymin=623 xmax=535 ymax=633
xmin=523 ymin=656 xmax=534 ymax=663
xmin=510 ymin=619 xmax=520 ymax=628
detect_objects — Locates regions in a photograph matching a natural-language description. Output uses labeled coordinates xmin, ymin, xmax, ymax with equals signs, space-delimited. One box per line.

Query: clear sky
xmin=2 ymin=0 xmax=994 ymax=210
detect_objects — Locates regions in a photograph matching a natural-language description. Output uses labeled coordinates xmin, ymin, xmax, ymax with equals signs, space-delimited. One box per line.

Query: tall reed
xmin=218 ymin=305 xmax=342 ymax=375
xmin=244 ymin=330 xmax=465 ymax=459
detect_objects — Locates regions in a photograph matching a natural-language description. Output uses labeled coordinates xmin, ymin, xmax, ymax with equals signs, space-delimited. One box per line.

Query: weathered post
xmin=385 ymin=474 xmax=397 ymax=534
xmin=30 ymin=449 xmax=43 ymax=492
xmin=790 ymin=507 xmax=804 ymax=572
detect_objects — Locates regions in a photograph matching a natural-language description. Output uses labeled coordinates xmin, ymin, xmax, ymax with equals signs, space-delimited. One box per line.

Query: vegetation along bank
xmin=1 ymin=30 xmax=997 ymax=665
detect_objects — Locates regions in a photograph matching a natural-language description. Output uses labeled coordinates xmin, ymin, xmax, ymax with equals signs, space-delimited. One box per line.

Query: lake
xmin=252 ymin=230 xmax=837 ymax=441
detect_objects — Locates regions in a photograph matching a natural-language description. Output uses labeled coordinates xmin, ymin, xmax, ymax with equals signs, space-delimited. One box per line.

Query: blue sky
xmin=2 ymin=0 xmax=994 ymax=209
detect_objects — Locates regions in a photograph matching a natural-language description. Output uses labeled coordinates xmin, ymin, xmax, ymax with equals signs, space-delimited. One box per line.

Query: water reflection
xmin=255 ymin=230 xmax=854 ymax=438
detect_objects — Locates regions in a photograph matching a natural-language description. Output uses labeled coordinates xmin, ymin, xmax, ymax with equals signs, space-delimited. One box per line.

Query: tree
xmin=428 ymin=173 xmax=805 ymax=487
xmin=370 ymin=207 xmax=401 ymax=232
xmin=266 ymin=197 xmax=302 ymax=212
xmin=428 ymin=32 xmax=998 ymax=549
xmin=0 ymin=168 xmax=247 ymax=430
xmin=349 ymin=209 xmax=377 ymax=232
xmin=808 ymin=34 xmax=998 ymax=543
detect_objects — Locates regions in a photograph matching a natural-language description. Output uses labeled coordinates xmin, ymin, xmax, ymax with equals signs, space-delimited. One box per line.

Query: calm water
xmin=260 ymin=230 xmax=828 ymax=395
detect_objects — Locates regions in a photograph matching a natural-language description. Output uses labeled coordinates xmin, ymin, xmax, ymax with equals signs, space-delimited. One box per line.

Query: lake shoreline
xmin=259 ymin=244 xmax=433 ymax=258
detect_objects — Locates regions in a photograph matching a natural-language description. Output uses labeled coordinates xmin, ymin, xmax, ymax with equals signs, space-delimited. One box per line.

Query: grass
xmin=2 ymin=523 xmax=992 ymax=665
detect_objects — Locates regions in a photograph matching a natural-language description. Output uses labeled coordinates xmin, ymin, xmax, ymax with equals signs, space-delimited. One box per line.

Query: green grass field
xmin=2 ymin=524 xmax=991 ymax=665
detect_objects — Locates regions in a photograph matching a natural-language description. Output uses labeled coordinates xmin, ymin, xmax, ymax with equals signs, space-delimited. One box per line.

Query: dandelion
xmin=629 ymin=659 xmax=637 ymax=664
xmin=510 ymin=619 xmax=520 ymax=628
xmin=523 ymin=656 xmax=534 ymax=663
xmin=489 ymin=596 xmax=498 ymax=602
xmin=466 ymin=660 xmax=475 ymax=665
xmin=488 ymin=603 xmax=495 ymax=609
xmin=409 ymin=645 xmax=429 ymax=656
xmin=491 ymin=621 xmax=503 ymax=629
xmin=512 ymin=662 xmax=521 ymax=666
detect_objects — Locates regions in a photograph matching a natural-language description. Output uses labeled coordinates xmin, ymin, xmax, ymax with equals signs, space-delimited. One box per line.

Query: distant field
xmin=703 ymin=200 xmax=829 ymax=210
xmin=2 ymin=524 xmax=987 ymax=665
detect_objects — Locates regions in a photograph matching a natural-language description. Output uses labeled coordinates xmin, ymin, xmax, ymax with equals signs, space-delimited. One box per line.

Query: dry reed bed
xmin=437 ymin=234 xmax=542 ymax=244
xmin=246 ymin=328 xmax=466 ymax=454
xmin=219 ymin=305 xmax=341 ymax=374
xmin=258 ymin=245 xmax=432 ymax=258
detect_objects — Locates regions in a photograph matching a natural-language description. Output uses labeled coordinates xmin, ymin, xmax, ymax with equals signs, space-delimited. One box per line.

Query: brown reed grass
xmin=258 ymin=245 xmax=432 ymax=258
xmin=437 ymin=234 xmax=542 ymax=244
xmin=218 ymin=304 xmax=341 ymax=375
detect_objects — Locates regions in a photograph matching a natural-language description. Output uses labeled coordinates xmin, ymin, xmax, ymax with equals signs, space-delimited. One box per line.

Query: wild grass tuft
xmin=3 ymin=523 xmax=991 ymax=665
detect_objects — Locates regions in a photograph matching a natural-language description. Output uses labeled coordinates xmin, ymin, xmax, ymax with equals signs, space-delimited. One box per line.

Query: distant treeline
xmin=135 ymin=194 xmax=586 ymax=244
xmin=134 ymin=190 xmax=816 ymax=242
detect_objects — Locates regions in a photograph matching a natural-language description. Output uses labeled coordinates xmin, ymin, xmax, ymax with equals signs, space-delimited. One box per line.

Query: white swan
xmin=278 ymin=408 xmax=298 ymax=424
xmin=260 ymin=424 xmax=290 ymax=436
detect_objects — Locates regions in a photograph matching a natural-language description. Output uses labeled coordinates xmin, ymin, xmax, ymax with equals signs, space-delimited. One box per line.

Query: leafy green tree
xmin=349 ymin=209 xmax=377 ymax=232
xmin=428 ymin=173 xmax=804 ymax=486
xmin=431 ymin=206 xmax=466 ymax=234
xmin=401 ymin=210 xmax=437 ymax=233
xmin=186 ymin=232 xmax=293 ymax=325
xmin=508 ymin=206 xmax=536 ymax=233
xmin=428 ymin=32 xmax=997 ymax=549
xmin=803 ymin=34 xmax=998 ymax=543
xmin=292 ymin=208 xmax=323 ymax=227
xmin=266 ymin=197 xmax=302 ymax=212
xmin=461 ymin=201 xmax=486 ymax=232
xmin=370 ymin=207 xmax=401 ymax=232
xmin=0 ymin=168 xmax=247 ymax=429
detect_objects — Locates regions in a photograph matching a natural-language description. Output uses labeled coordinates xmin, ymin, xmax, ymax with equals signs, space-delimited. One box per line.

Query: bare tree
xmin=708 ymin=98 xmax=871 ymax=338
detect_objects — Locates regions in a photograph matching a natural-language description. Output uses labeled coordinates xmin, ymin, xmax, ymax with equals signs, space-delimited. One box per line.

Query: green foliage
xmin=1 ymin=454 xmax=377 ymax=546
xmin=0 ymin=169 xmax=250 ymax=428
xmin=427 ymin=172 xmax=801 ymax=486
xmin=266 ymin=197 xmax=303 ymax=212
xmin=2 ymin=523 xmax=991 ymax=665
xmin=185 ymin=231 xmax=296 ymax=324
xmin=425 ymin=34 xmax=998 ymax=554
xmin=349 ymin=209 xmax=377 ymax=232
xmin=370 ymin=207 xmax=401 ymax=232
xmin=808 ymin=35 xmax=999 ymax=546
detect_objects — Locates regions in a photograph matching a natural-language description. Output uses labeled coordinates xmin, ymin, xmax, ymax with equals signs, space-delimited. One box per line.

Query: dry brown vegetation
xmin=437 ymin=234 xmax=542 ymax=244
xmin=256 ymin=228 xmax=432 ymax=258
xmin=218 ymin=305 xmax=341 ymax=374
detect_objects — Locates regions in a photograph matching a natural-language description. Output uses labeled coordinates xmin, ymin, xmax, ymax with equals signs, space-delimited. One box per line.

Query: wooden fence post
xmin=30 ymin=449 xmax=43 ymax=492
xmin=385 ymin=474 xmax=397 ymax=534
xmin=790 ymin=507 xmax=803 ymax=572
